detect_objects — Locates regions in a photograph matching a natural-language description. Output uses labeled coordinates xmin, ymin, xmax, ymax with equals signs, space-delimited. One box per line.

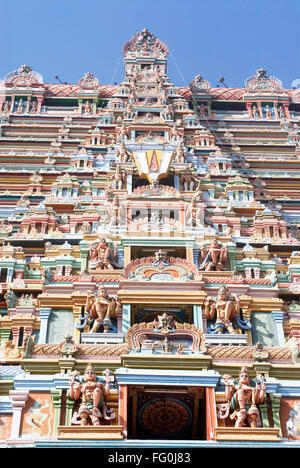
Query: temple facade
xmin=0 ymin=29 xmax=300 ymax=448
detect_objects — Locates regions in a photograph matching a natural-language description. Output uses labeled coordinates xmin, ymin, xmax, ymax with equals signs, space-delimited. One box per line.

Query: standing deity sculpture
xmin=69 ymin=364 xmax=115 ymax=426
xmin=204 ymin=285 xmax=251 ymax=334
xmin=109 ymin=165 xmax=126 ymax=189
xmin=218 ymin=367 xmax=266 ymax=428
xmin=116 ymin=141 xmax=131 ymax=163
xmin=173 ymin=142 xmax=186 ymax=164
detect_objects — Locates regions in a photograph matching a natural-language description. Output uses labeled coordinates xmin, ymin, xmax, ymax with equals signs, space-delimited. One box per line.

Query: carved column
xmin=193 ymin=305 xmax=203 ymax=330
xmin=9 ymin=390 xmax=29 ymax=440
xmin=270 ymin=393 xmax=282 ymax=437
xmin=0 ymin=328 xmax=11 ymax=346
xmin=118 ymin=384 xmax=128 ymax=438
xmin=39 ymin=307 xmax=51 ymax=344
xmin=258 ymin=396 xmax=269 ymax=427
xmin=271 ymin=311 xmax=285 ymax=346
xmin=206 ymin=387 xmax=217 ymax=440
xmin=122 ymin=304 xmax=131 ymax=335
xmin=51 ymin=389 xmax=63 ymax=435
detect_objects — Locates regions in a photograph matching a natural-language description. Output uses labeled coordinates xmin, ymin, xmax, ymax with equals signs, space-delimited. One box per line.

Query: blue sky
xmin=1 ymin=0 xmax=299 ymax=89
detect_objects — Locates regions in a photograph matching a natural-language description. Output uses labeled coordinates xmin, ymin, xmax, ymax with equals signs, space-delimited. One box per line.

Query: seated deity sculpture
xmin=152 ymin=249 xmax=169 ymax=267
xmin=69 ymin=364 xmax=115 ymax=426
xmin=198 ymin=239 xmax=228 ymax=271
xmin=77 ymin=285 xmax=121 ymax=333
xmin=180 ymin=168 xmax=198 ymax=191
xmin=88 ymin=238 xmax=120 ymax=270
xmin=204 ymin=285 xmax=251 ymax=334
xmin=218 ymin=367 xmax=266 ymax=428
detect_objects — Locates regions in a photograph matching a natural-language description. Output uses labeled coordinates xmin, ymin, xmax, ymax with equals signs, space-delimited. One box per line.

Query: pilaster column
xmin=65 ymin=393 xmax=75 ymax=426
xmin=206 ymin=387 xmax=217 ymax=440
xmin=174 ymin=175 xmax=180 ymax=191
xmin=193 ymin=305 xmax=203 ymax=330
xmin=270 ymin=393 xmax=282 ymax=437
xmin=51 ymin=389 xmax=63 ymax=435
xmin=11 ymin=327 xmax=19 ymax=346
xmin=73 ymin=306 xmax=82 ymax=342
xmin=118 ymin=384 xmax=128 ymax=438
xmin=271 ymin=310 xmax=285 ymax=346
xmin=9 ymin=390 xmax=29 ymax=440
xmin=126 ymin=174 xmax=132 ymax=193
xmin=258 ymin=396 xmax=269 ymax=427
xmin=39 ymin=307 xmax=51 ymax=344
xmin=0 ymin=328 xmax=11 ymax=346
xmin=122 ymin=304 xmax=131 ymax=335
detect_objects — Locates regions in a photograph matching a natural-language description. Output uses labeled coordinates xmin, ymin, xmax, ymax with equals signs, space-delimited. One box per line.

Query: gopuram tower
xmin=0 ymin=29 xmax=299 ymax=447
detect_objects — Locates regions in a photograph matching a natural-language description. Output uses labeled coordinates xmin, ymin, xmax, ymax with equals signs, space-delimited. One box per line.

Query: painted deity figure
xmin=252 ymin=105 xmax=260 ymax=118
xmin=83 ymin=100 xmax=93 ymax=115
xmin=109 ymin=165 xmax=125 ymax=190
xmin=69 ymin=364 xmax=115 ymax=426
xmin=89 ymin=238 xmax=118 ymax=270
xmin=153 ymin=249 xmax=169 ymax=267
xmin=205 ymin=285 xmax=251 ymax=335
xmin=204 ymin=286 xmax=240 ymax=334
xmin=198 ymin=239 xmax=228 ymax=271
xmin=180 ymin=168 xmax=197 ymax=191
xmin=220 ymin=367 xmax=266 ymax=428
xmin=80 ymin=285 xmax=121 ymax=333
xmin=116 ymin=141 xmax=130 ymax=163
xmin=278 ymin=105 xmax=285 ymax=119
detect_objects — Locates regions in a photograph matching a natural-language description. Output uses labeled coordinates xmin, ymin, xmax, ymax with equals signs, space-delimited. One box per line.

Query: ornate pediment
xmin=245 ymin=68 xmax=284 ymax=94
xmin=126 ymin=319 xmax=206 ymax=355
xmin=123 ymin=29 xmax=168 ymax=59
xmin=123 ymin=254 xmax=201 ymax=281
xmin=3 ymin=65 xmax=44 ymax=87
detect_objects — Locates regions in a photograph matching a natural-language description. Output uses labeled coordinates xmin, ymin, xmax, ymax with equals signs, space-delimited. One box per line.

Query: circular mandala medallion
xmin=138 ymin=398 xmax=192 ymax=436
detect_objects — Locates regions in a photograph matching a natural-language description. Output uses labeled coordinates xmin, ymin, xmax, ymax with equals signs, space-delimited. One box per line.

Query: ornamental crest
xmin=132 ymin=148 xmax=173 ymax=184
xmin=123 ymin=28 xmax=168 ymax=58
xmin=78 ymin=72 xmax=99 ymax=89
xmin=245 ymin=68 xmax=283 ymax=92
xmin=189 ymin=74 xmax=211 ymax=91
xmin=4 ymin=64 xmax=44 ymax=87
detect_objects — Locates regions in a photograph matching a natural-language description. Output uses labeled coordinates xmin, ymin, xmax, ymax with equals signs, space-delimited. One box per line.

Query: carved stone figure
xmin=69 ymin=364 xmax=115 ymax=426
xmin=180 ymin=168 xmax=197 ymax=191
xmin=220 ymin=367 xmax=266 ymax=428
xmin=109 ymin=165 xmax=126 ymax=189
xmin=204 ymin=285 xmax=251 ymax=334
xmin=89 ymin=238 xmax=118 ymax=270
xmin=198 ymin=239 xmax=228 ymax=271
xmin=116 ymin=141 xmax=130 ymax=163
xmin=152 ymin=249 xmax=169 ymax=267
xmin=83 ymin=100 xmax=93 ymax=115
xmin=78 ymin=285 xmax=121 ymax=333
